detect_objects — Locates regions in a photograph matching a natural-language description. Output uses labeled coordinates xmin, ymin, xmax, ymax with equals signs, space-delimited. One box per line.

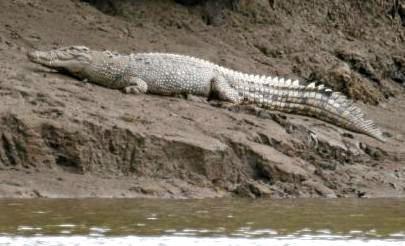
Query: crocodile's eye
xmin=77 ymin=46 xmax=89 ymax=52
xmin=66 ymin=46 xmax=89 ymax=52
xmin=68 ymin=46 xmax=79 ymax=51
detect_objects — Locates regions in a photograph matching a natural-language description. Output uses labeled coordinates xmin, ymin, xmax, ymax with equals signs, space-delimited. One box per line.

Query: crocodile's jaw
xmin=27 ymin=46 xmax=94 ymax=76
xmin=28 ymin=50 xmax=74 ymax=71
xmin=27 ymin=50 xmax=49 ymax=66
xmin=27 ymin=47 xmax=127 ymax=85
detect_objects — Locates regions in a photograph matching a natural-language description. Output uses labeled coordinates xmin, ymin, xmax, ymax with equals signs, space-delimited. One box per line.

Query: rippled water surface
xmin=0 ymin=198 xmax=404 ymax=245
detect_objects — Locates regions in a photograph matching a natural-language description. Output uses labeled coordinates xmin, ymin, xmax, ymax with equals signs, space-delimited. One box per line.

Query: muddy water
xmin=0 ymin=198 xmax=404 ymax=245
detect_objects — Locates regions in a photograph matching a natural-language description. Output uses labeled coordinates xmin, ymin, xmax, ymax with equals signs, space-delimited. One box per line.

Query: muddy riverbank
xmin=0 ymin=0 xmax=404 ymax=198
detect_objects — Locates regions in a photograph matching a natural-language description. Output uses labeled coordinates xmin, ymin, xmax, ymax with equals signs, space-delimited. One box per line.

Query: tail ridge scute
xmin=223 ymin=71 xmax=385 ymax=142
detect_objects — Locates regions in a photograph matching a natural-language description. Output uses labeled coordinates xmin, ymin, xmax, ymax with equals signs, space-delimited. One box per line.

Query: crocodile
xmin=27 ymin=46 xmax=385 ymax=142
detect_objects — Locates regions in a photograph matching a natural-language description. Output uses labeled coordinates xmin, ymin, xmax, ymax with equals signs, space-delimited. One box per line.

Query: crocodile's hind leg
xmin=211 ymin=75 xmax=241 ymax=103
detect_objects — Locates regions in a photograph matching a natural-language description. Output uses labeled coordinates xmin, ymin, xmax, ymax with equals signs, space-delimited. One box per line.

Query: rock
xmin=310 ymin=62 xmax=383 ymax=105
xmin=361 ymin=144 xmax=387 ymax=161
xmin=302 ymin=180 xmax=337 ymax=198
xmin=392 ymin=56 xmax=405 ymax=86
xmin=335 ymin=50 xmax=379 ymax=82
xmin=399 ymin=4 xmax=405 ymax=26
xmin=233 ymin=180 xmax=272 ymax=198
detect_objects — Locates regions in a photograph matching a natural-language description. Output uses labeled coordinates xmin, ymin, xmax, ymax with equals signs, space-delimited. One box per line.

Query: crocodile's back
xmin=129 ymin=53 xmax=215 ymax=96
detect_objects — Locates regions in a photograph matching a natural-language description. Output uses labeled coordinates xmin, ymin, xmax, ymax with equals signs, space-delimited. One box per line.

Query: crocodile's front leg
xmin=122 ymin=76 xmax=148 ymax=95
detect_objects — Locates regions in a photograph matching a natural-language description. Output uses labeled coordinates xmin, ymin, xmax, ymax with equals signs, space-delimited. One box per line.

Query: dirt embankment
xmin=0 ymin=0 xmax=404 ymax=199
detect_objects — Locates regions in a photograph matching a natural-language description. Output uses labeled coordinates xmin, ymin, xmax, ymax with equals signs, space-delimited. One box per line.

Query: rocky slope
xmin=0 ymin=0 xmax=404 ymax=198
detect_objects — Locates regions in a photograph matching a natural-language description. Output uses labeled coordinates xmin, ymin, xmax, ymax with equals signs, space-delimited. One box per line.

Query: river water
xmin=0 ymin=198 xmax=404 ymax=245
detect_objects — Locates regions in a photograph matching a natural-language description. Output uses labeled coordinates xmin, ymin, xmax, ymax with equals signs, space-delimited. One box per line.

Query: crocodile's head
xmin=27 ymin=46 xmax=93 ymax=77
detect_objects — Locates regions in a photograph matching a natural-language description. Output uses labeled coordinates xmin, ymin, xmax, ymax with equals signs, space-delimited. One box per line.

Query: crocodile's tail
xmin=230 ymin=74 xmax=385 ymax=142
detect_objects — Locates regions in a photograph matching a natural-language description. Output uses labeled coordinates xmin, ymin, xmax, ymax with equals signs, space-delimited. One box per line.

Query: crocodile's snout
xmin=27 ymin=51 xmax=36 ymax=61
xmin=27 ymin=50 xmax=42 ymax=63
xmin=27 ymin=50 xmax=54 ymax=67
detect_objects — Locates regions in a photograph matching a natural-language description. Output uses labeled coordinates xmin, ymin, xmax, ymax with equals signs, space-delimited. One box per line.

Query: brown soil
xmin=0 ymin=0 xmax=404 ymax=199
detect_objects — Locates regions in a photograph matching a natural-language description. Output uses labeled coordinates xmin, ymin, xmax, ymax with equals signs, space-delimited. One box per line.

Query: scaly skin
xmin=27 ymin=46 xmax=385 ymax=142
